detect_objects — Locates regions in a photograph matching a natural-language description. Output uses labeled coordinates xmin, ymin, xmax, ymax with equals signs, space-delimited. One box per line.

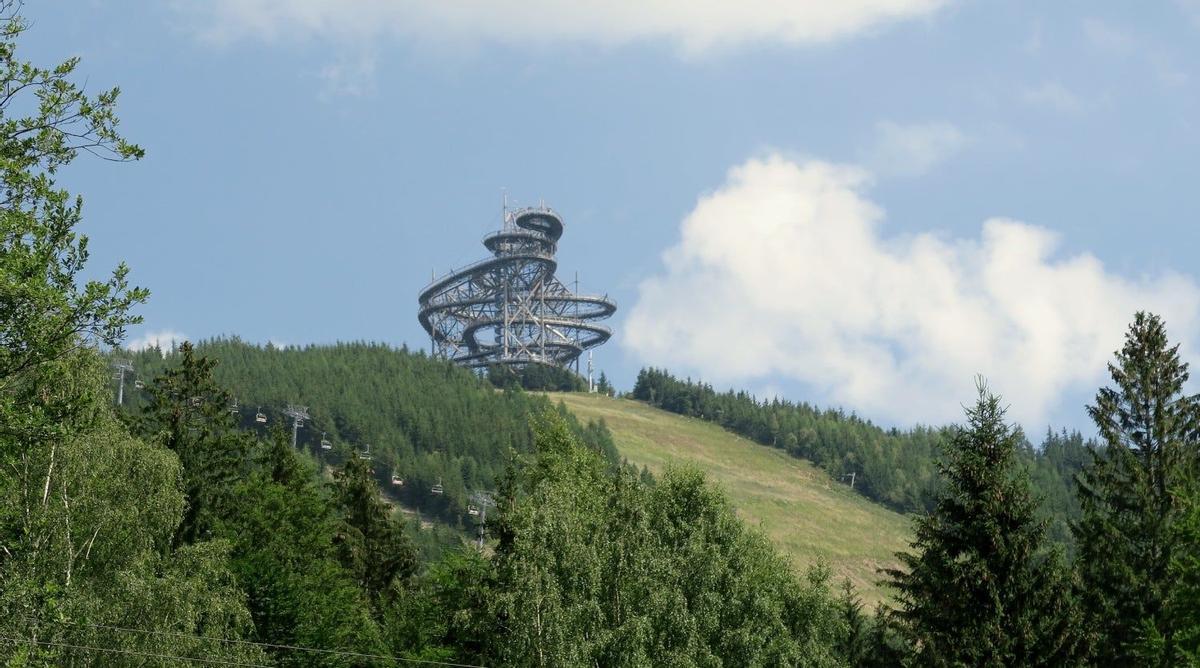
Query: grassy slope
xmin=550 ymin=392 xmax=911 ymax=604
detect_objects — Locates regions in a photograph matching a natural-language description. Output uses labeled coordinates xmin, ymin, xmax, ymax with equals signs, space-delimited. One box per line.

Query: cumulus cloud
xmin=182 ymin=0 xmax=949 ymax=55
xmin=624 ymin=155 xmax=1200 ymax=427
xmin=126 ymin=329 xmax=188 ymax=354
xmin=862 ymin=120 xmax=969 ymax=178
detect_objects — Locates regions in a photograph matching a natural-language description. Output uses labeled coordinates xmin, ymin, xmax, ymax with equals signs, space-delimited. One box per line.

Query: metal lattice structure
xmin=417 ymin=204 xmax=616 ymax=371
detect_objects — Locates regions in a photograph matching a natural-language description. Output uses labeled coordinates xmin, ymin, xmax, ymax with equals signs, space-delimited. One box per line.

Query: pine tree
xmin=1156 ymin=477 xmax=1200 ymax=663
xmin=596 ymin=371 xmax=613 ymax=396
xmin=884 ymin=382 xmax=1081 ymax=666
xmin=331 ymin=455 xmax=418 ymax=606
xmin=227 ymin=426 xmax=386 ymax=661
xmin=837 ymin=580 xmax=868 ymax=665
xmin=135 ymin=342 xmax=251 ymax=544
xmin=1074 ymin=312 xmax=1200 ymax=664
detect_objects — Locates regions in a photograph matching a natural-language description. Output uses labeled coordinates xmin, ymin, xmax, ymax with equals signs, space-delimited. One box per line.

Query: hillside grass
xmin=550 ymin=392 xmax=912 ymax=604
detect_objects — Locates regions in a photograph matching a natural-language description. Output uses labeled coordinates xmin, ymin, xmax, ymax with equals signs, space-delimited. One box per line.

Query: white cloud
xmin=624 ymin=154 xmax=1200 ymax=427
xmin=1021 ymin=82 xmax=1085 ymax=113
xmin=862 ymin=120 xmax=969 ymax=178
xmin=182 ymin=0 xmax=949 ymax=56
xmin=126 ymin=329 xmax=188 ymax=354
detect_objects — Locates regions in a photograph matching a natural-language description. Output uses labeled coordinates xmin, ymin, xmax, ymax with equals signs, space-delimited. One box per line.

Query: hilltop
xmin=550 ymin=392 xmax=911 ymax=603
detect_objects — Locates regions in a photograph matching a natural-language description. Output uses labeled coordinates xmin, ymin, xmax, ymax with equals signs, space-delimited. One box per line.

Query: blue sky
xmin=31 ymin=1 xmax=1200 ymax=432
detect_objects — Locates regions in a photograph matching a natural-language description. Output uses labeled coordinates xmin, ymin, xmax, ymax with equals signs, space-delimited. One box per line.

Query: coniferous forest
xmin=7 ymin=3 xmax=1200 ymax=666
xmin=630 ymin=368 xmax=1091 ymax=549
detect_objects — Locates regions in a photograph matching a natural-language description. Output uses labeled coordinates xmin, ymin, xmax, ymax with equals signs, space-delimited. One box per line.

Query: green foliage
xmin=331 ymin=454 xmax=418 ymax=606
xmin=1136 ymin=477 xmax=1200 ymax=665
xmin=0 ymin=6 xmax=263 ymax=663
xmin=133 ymin=341 xmax=251 ymax=544
xmin=631 ymin=368 xmax=1092 ymax=541
xmin=122 ymin=338 xmax=618 ymax=525
xmin=222 ymin=426 xmax=386 ymax=665
xmin=1074 ymin=312 xmax=1200 ymax=664
xmin=883 ymin=383 xmax=1082 ymax=667
xmin=449 ymin=411 xmax=847 ymax=667
xmin=837 ymin=580 xmax=868 ymax=665
xmin=0 ymin=1 xmax=146 ymax=448
xmin=596 ymin=371 xmax=614 ymax=396
xmin=0 ymin=354 xmax=265 ymax=665
xmin=557 ymin=391 xmax=912 ymax=604
xmin=487 ymin=362 xmax=586 ymax=391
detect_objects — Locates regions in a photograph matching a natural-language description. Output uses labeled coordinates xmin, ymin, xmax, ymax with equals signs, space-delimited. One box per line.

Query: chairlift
xmin=320 ymin=432 xmax=332 ymax=450
xmin=467 ymin=504 xmax=479 ymax=516
xmin=358 ymin=444 xmax=372 ymax=461
xmin=431 ymin=478 xmax=444 ymax=495
xmin=391 ymin=473 xmax=404 ymax=486
xmin=255 ymin=407 xmax=267 ymax=424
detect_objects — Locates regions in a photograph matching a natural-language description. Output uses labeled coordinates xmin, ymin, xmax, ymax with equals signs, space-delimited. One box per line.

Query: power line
xmin=19 ymin=617 xmax=488 ymax=668
xmin=0 ymin=635 xmax=272 ymax=667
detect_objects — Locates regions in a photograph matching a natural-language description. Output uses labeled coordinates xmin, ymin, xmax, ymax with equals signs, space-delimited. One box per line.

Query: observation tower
xmin=417 ymin=203 xmax=616 ymax=372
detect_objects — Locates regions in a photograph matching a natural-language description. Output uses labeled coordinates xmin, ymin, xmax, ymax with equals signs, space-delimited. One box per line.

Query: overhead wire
xmin=0 ymin=635 xmax=273 ymax=667
xmin=15 ymin=616 xmax=488 ymax=668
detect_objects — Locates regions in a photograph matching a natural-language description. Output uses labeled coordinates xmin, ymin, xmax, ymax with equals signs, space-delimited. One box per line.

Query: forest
xmin=6 ymin=3 xmax=1200 ymax=665
xmin=630 ymin=368 xmax=1091 ymax=548
xmin=120 ymin=338 xmax=618 ymax=529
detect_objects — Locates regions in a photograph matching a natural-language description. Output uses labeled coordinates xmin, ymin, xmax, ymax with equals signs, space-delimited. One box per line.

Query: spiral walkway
xmin=417 ymin=206 xmax=616 ymax=370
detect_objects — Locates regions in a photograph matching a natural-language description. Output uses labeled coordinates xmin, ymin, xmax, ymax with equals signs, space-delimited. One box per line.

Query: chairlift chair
xmin=431 ymin=478 xmax=444 ymax=495
xmin=190 ymin=396 xmax=202 ymax=408
xmin=255 ymin=407 xmax=267 ymax=424
xmin=229 ymin=400 xmax=239 ymax=414
xmin=391 ymin=473 xmax=404 ymax=486
xmin=468 ymin=505 xmax=479 ymax=516
xmin=320 ymin=432 xmax=332 ymax=450
xmin=133 ymin=379 xmax=145 ymax=390
xmin=358 ymin=444 xmax=372 ymax=461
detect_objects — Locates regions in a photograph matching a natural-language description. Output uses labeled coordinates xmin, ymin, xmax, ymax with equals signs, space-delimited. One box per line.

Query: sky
xmin=29 ymin=0 xmax=1200 ymax=433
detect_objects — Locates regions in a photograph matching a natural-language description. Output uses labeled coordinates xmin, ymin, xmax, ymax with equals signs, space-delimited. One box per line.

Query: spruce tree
xmin=1132 ymin=475 xmax=1200 ymax=664
xmin=884 ymin=382 xmax=1081 ymax=666
xmin=136 ymin=342 xmax=251 ymax=544
xmin=837 ymin=580 xmax=868 ymax=665
xmin=1074 ymin=312 xmax=1200 ymax=664
xmin=331 ymin=455 xmax=418 ymax=606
